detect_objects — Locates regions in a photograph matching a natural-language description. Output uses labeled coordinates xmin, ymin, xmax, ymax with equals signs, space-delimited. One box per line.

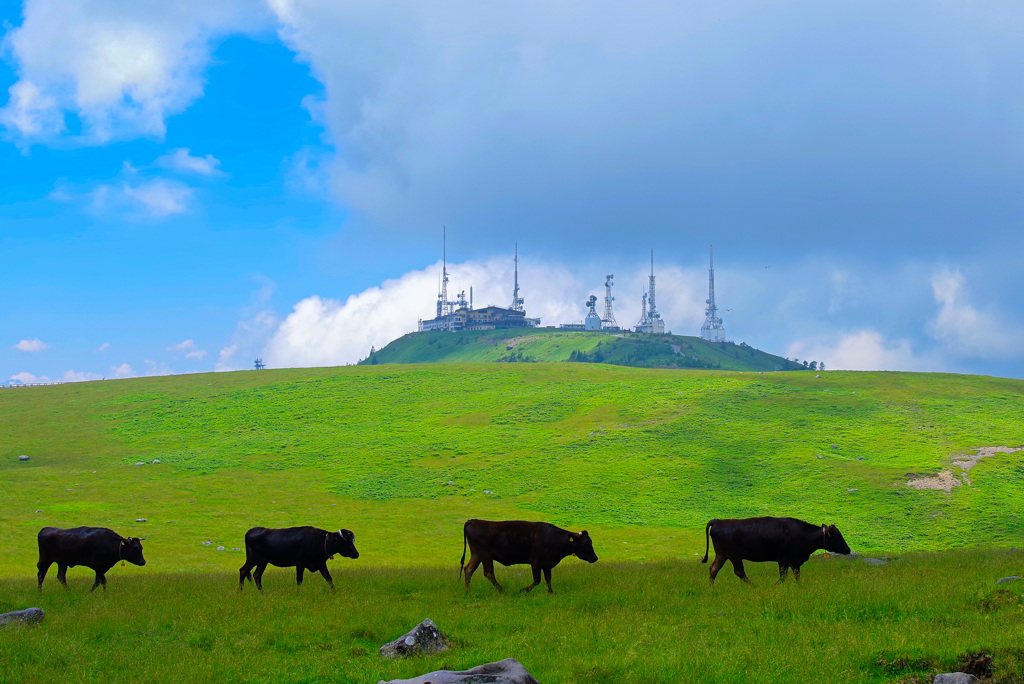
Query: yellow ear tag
xmin=572 ymin=553 xmax=577 ymax=558
xmin=823 ymin=553 xmax=830 ymax=559
xmin=121 ymin=561 xmax=126 ymax=566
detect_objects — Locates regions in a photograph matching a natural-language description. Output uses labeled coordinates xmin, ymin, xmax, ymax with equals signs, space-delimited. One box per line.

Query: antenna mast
xmin=510 ymin=243 xmax=524 ymax=311
xmin=700 ymin=244 xmax=726 ymax=341
xmin=602 ymin=274 xmax=618 ymax=329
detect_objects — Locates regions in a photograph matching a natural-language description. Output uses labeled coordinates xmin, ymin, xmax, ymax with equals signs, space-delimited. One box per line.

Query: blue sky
xmin=2 ymin=0 xmax=1024 ymax=382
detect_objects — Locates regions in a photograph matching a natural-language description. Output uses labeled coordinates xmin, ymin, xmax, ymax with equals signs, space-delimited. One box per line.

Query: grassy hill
xmin=359 ymin=328 xmax=806 ymax=371
xmin=2 ymin=364 xmax=1023 ymax=682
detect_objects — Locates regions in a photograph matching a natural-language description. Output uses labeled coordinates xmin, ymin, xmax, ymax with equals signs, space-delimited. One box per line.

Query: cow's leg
xmin=482 ymin=559 xmax=504 ymax=593
xmin=793 ymin=565 xmax=802 ymax=582
xmin=521 ymin=564 xmax=542 ymax=593
xmin=463 ymin=556 xmax=480 ymax=592
xmin=319 ymin=564 xmax=335 ymax=591
xmin=253 ymin=563 xmax=268 ymax=591
xmin=543 ymin=567 xmax=554 ymax=594
xmin=778 ymin=564 xmax=789 ymax=583
xmin=730 ymin=558 xmax=751 ymax=584
xmin=56 ymin=563 xmax=69 ymax=589
xmin=90 ymin=572 xmax=104 ymax=592
xmin=238 ymin=560 xmax=255 ymax=591
xmin=708 ymin=555 xmax=726 ymax=585
xmin=37 ymin=558 xmax=53 ymax=590
xmin=296 ymin=566 xmax=305 ymax=587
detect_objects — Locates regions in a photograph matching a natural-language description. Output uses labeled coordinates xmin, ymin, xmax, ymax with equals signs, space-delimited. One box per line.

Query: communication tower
xmin=636 ymin=250 xmax=665 ymax=334
xmin=584 ymin=295 xmax=602 ymax=331
xmin=253 ymin=358 xmax=266 ymax=370
xmin=602 ymin=275 xmax=619 ymax=330
xmin=510 ymin=244 xmax=524 ymax=312
xmin=700 ymin=245 xmax=727 ymax=341
xmin=434 ymin=226 xmax=461 ymax=331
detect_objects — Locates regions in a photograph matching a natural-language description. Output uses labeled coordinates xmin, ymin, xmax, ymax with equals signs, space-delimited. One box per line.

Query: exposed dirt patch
xmin=906 ymin=446 xmax=1024 ymax=491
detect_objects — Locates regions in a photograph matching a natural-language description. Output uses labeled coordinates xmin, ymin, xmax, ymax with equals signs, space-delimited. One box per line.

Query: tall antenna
xmin=602 ymin=274 xmax=617 ymax=329
xmin=647 ymin=249 xmax=659 ymax=323
xmin=510 ymin=243 xmax=524 ymax=311
xmin=700 ymin=244 xmax=726 ymax=341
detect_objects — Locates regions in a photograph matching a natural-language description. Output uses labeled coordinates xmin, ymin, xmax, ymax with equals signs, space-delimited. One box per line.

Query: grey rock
xmin=0 ymin=608 xmax=44 ymax=626
xmin=377 ymin=658 xmax=539 ymax=684
xmin=151 ymin=459 xmax=160 ymax=464
xmin=35 ymin=510 xmax=41 ymax=513
xmin=18 ymin=455 xmax=29 ymax=462
xmin=134 ymin=462 xmax=145 ymax=466
xmin=380 ymin=619 xmax=448 ymax=659
xmin=856 ymin=457 xmax=866 ymax=460
xmin=996 ymin=575 xmax=1022 ymax=584
xmin=135 ymin=518 xmax=147 ymax=523
xmin=483 ymin=490 xmax=494 ymax=494
xmin=217 ymin=546 xmax=226 ymax=551
xmin=863 ymin=558 xmax=888 ymax=566
xmin=933 ymin=674 xmax=979 ymax=684
xmin=831 ymin=444 xmax=838 ymax=449
xmin=202 ymin=541 xmax=212 ymax=546
xmin=847 ymin=489 xmax=859 ymax=493
xmin=816 ymin=454 xmax=824 ymax=459
xmin=815 ymin=374 xmax=821 ymax=378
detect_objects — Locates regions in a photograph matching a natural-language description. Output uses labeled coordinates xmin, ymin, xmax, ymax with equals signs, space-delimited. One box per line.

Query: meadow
xmin=1 ymin=364 xmax=1023 ymax=682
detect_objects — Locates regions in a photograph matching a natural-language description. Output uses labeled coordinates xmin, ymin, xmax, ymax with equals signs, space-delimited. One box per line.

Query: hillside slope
xmin=361 ymin=328 xmax=805 ymax=371
xmin=1 ymin=364 xmax=1022 ymax=577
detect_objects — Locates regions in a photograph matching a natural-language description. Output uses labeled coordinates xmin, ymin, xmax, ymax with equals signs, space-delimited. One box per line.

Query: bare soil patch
xmin=906 ymin=446 xmax=1024 ymax=491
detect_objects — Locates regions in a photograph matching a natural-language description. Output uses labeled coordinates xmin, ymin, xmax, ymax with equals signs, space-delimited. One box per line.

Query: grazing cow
xmin=701 ymin=516 xmax=851 ymax=584
xmin=239 ymin=526 xmax=358 ymax=591
xmin=37 ymin=526 xmax=146 ymax=591
xmin=459 ymin=519 xmax=598 ymax=594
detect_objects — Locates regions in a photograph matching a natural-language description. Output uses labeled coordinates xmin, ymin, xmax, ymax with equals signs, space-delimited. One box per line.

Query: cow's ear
xmin=581 ymin=530 xmax=589 ymax=537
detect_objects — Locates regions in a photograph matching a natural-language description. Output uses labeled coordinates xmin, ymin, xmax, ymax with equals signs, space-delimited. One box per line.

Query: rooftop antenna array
xmin=510 ymin=243 xmax=524 ymax=312
xmin=602 ymin=274 xmax=617 ymax=329
xmin=700 ymin=245 xmax=727 ymax=341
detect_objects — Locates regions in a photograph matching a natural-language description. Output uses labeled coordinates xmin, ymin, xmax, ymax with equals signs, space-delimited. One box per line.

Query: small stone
xmin=202 ymin=541 xmax=212 ymax=546
xmin=847 ymin=489 xmax=859 ymax=493
xmin=483 ymin=490 xmax=494 ymax=494
xmin=816 ymin=454 xmax=824 ymax=459
xmin=831 ymin=444 xmax=838 ymax=449
xmin=863 ymin=557 xmax=888 ymax=566
xmin=151 ymin=459 xmax=160 ymax=464
xmin=824 ymin=388 xmax=830 ymax=392
xmin=217 ymin=546 xmax=225 ymax=551
xmin=135 ymin=518 xmax=147 ymax=523
xmin=380 ymin=619 xmax=448 ymax=659
xmin=66 ymin=488 xmax=72 ymax=491
xmin=232 ymin=548 xmax=241 ymax=551
xmin=996 ymin=575 xmax=1022 ymax=584
xmin=815 ymin=374 xmax=821 ymax=378
xmin=18 ymin=455 xmax=29 ymax=462
xmin=447 ymin=481 xmax=454 ymax=485
xmin=0 ymin=608 xmax=44 ymax=626
xmin=933 ymin=675 xmax=979 ymax=684
xmin=375 ymin=658 xmax=539 ymax=684
xmin=35 ymin=510 xmax=41 ymax=513
xmin=135 ymin=462 xmax=145 ymax=466
xmin=856 ymin=457 xmax=865 ymax=461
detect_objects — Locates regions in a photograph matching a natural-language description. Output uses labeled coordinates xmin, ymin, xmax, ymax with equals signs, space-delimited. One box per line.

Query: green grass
xmin=1 ymin=364 xmax=1023 ymax=682
xmin=1 ymin=551 xmax=1022 ymax=683
xmin=361 ymin=329 xmax=805 ymax=371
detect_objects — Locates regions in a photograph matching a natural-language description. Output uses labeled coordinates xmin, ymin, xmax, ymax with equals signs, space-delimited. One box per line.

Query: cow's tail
xmin=459 ymin=522 xmax=468 ymax=579
xmin=701 ymin=520 xmax=715 ymax=563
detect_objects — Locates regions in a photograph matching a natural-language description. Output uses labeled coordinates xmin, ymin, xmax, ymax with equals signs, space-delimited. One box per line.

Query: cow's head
xmin=329 ymin=529 xmax=359 ymax=560
xmin=821 ymin=524 xmax=851 ymax=555
xmin=121 ymin=537 xmax=146 ymax=566
xmin=568 ymin=530 xmax=598 ymax=563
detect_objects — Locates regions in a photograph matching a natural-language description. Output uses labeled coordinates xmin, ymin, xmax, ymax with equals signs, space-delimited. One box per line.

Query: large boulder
xmin=377 ymin=658 xmax=540 ymax=684
xmin=0 ymin=608 xmax=44 ymax=626
xmin=380 ymin=619 xmax=448 ymax=659
xmin=933 ymin=674 xmax=979 ymax=684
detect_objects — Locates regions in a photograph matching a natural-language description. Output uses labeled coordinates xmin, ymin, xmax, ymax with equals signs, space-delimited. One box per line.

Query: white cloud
xmin=8 ymin=371 xmax=51 ymax=384
xmin=97 ymin=342 xmax=111 ymax=352
xmin=62 ymin=369 xmax=103 ymax=382
xmin=927 ymin=268 xmax=1022 ymax=359
xmin=216 ymin=345 xmax=239 ymax=370
xmin=13 ymin=338 xmax=50 ymax=352
xmin=111 ymin=363 xmax=135 ymax=378
xmin=54 ymin=176 xmax=193 ymax=218
xmin=120 ymin=179 xmax=193 ymax=217
xmin=786 ymin=330 xmax=940 ymax=372
xmin=169 ymin=338 xmax=207 ymax=359
xmin=143 ymin=359 xmax=173 ymax=376
xmin=156 ymin=148 xmax=224 ymax=176
xmin=0 ymin=0 xmax=268 ymax=143
xmin=215 ymin=278 xmax=281 ymax=371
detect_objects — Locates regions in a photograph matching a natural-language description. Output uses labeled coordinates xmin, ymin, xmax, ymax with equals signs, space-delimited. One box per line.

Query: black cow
xmin=459 ymin=519 xmax=598 ymax=594
xmin=37 ymin=526 xmax=146 ymax=591
xmin=239 ymin=526 xmax=358 ymax=591
xmin=701 ymin=516 xmax=851 ymax=584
